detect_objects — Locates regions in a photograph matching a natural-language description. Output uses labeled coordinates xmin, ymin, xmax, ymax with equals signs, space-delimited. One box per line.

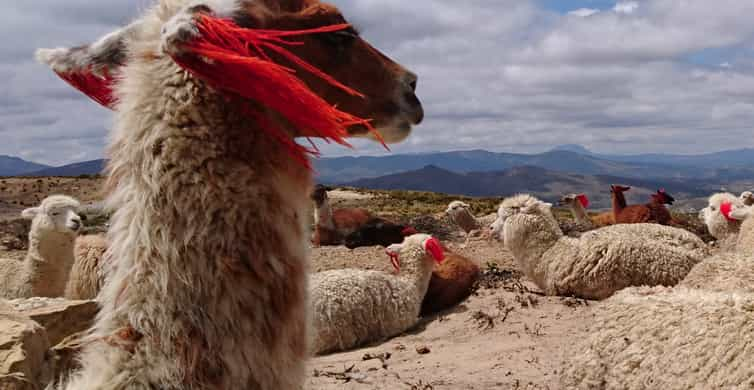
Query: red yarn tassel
xmin=56 ymin=68 xmax=116 ymax=108
xmin=171 ymin=15 xmax=388 ymax=167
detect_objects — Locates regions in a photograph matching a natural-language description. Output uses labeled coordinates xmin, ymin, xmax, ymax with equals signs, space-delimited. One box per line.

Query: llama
xmin=0 ymin=195 xmax=82 ymax=299
xmin=611 ymin=185 xmax=675 ymax=225
xmin=37 ymin=0 xmax=422 ymax=388
xmin=311 ymin=185 xmax=374 ymax=246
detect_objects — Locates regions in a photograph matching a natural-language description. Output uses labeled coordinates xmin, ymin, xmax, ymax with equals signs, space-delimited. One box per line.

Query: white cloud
xmin=614 ymin=1 xmax=639 ymax=14
xmin=568 ymin=8 xmax=600 ymax=17
xmin=2 ymin=0 xmax=754 ymax=165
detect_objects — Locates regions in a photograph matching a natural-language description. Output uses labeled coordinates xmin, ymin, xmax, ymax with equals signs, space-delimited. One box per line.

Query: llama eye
xmin=320 ymin=30 xmax=357 ymax=48
xmin=51 ymin=212 xmax=60 ymax=216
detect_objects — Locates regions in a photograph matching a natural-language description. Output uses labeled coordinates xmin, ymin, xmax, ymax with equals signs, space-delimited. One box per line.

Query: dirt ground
xmin=0 ymin=176 xmax=103 ymax=220
xmin=307 ymin=241 xmax=594 ymax=390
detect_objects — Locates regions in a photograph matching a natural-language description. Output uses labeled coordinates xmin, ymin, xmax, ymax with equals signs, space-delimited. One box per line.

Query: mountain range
xmin=2 ymin=145 xmax=752 ymax=208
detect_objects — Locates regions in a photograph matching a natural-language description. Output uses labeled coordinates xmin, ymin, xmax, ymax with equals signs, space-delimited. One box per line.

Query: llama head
xmin=700 ymin=192 xmax=746 ymax=240
xmin=490 ymin=194 xmax=560 ymax=245
xmin=558 ymin=193 xmax=589 ymax=209
xmin=610 ymin=185 xmax=631 ymax=194
xmin=22 ymin=195 xmax=83 ymax=236
xmin=445 ymin=201 xmax=471 ymax=214
xmin=740 ymin=191 xmax=754 ymax=206
xmin=37 ymin=0 xmax=422 ymax=146
xmin=384 ymin=233 xmax=444 ymax=274
xmin=652 ymin=189 xmax=675 ymax=205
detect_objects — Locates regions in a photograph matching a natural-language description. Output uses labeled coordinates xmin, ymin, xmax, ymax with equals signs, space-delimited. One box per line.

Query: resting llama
xmin=0 ymin=195 xmax=82 ymax=299
xmin=699 ymin=192 xmax=746 ymax=249
xmin=310 ymin=233 xmax=444 ymax=354
xmin=311 ymin=185 xmax=374 ymax=246
xmin=37 ymin=0 xmax=422 ymax=388
xmin=491 ymin=194 xmax=707 ymax=300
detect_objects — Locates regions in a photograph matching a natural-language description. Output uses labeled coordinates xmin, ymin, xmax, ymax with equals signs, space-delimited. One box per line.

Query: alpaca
xmin=311 ymin=184 xmax=373 ymax=246
xmin=309 ymin=233 xmax=444 ymax=354
xmin=562 ymin=286 xmax=754 ymax=389
xmin=65 ymin=234 xmax=108 ymax=300
xmin=0 ymin=195 xmax=82 ymax=299
xmin=343 ymin=219 xmax=417 ymax=249
xmin=699 ymin=192 xmax=746 ymax=249
xmin=490 ymin=194 xmax=707 ymax=300
xmin=37 ymin=0 xmax=422 ymax=388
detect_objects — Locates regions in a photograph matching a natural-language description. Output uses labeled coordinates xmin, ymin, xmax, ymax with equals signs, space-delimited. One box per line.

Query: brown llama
xmin=36 ymin=0 xmax=422 ymax=388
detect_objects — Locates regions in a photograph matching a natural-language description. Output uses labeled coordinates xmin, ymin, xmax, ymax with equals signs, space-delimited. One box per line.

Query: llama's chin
xmin=347 ymin=121 xmax=413 ymax=144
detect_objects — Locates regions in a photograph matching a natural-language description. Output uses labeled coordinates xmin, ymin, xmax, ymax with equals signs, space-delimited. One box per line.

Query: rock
xmin=0 ymin=219 xmax=31 ymax=251
xmin=8 ymin=298 xmax=98 ymax=346
xmin=0 ymin=307 xmax=52 ymax=389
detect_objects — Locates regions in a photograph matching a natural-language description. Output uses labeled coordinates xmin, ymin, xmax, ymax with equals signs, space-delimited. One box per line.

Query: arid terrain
xmin=0 ymin=177 xmax=716 ymax=389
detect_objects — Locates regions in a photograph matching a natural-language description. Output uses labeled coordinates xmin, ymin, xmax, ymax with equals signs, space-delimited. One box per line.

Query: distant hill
xmin=345 ymin=165 xmax=720 ymax=209
xmin=314 ymin=148 xmax=754 ymax=184
xmin=0 ymin=156 xmax=50 ymax=176
xmin=25 ymin=160 xmax=106 ymax=177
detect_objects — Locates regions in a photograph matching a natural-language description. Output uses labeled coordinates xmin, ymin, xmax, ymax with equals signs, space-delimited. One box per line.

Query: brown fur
xmin=612 ymin=185 xmax=673 ymax=225
xmin=420 ymin=246 xmax=480 ymax=315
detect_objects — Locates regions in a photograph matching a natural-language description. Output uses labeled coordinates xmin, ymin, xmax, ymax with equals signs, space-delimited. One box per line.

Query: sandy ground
xmin=307 ymin=241 xmax=594 ymax=390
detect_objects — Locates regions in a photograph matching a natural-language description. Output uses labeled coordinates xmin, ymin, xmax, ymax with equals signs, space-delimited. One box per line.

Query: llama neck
xmin=569 ymin=203 xmax=590 ymax=223
xmin=90 ymin=57 xmax=312 ymax=388
xmin=504 ymin=217 xmax=560 ymax=282
xmin=612 ymin=191 xmax=626 ymax=215
xmin=397 ymin=249 xmax=435 ymax=297
xmin=23 ymin=230 xmax=75 ymax=297
xmin=315 ymin=199 xmax=334 ymax=229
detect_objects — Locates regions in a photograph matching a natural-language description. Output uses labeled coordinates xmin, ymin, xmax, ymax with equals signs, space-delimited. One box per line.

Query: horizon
xmin=6 ymin=143 xmax=754 ymax=168
xmin=3 ymin=0 xmax=754 ymax=165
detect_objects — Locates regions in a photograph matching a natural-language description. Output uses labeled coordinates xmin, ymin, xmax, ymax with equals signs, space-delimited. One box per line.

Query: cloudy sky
xmin=2 ymin=0 xmax=754 ymax=166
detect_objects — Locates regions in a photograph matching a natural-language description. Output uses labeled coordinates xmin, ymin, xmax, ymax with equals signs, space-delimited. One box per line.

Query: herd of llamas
xmin=0 ymin=0 xmax=752 ymax=388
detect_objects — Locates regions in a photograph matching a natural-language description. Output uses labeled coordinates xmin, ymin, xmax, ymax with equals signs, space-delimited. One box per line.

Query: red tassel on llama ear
xmin=385 ymin=245 xmax=402 ymax=274
xmin=169 ymin=15 xmax=388 ymax=168
xmin=57 ymin=69 xmax=117 ymax=109
xmin=720 ymin=202 xmax=736 ymax=222
xmin=423 ymin=237 xmax=445 ymax=264
xmin=576 ymin=194 xmax=590 ymax=209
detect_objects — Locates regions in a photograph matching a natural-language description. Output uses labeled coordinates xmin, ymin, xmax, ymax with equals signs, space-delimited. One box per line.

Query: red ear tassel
xmin=56 ymin=68 xmax=116 ymax=109
xmin=401 ymin=226 xmax=417 ymax=236
xmin=720 ymin=202 xmax=736 ymax=222
xmin=424 ymin=237 xmax=445 ymax=264
xmin=170 ymin=15 xmax=389 ymax=168
xmin=576 ymin=194 xmax=589 ymax=209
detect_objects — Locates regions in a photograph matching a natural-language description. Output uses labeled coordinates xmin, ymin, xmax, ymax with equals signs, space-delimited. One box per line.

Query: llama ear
xmin=422 ymin=237 xmax=445 ymax=264
xmin=21 ymin=207 xmax=40 ymax=220
xmin=36 ymin=22 xmax=137 ymax=109
xmin=728 ymin=205 xmax=753 ymax=221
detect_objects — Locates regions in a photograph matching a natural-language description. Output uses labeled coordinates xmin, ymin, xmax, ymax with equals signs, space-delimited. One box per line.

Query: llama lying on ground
xmin=0 ymin=195 xmax=82 ymax=299
xmin=611 ymin=185 xmax=675 ymax=225
xmin=561 ymin=286 xmax=754 ymax=389
xmin=558 ymin=193 xmax=615 ymax=230
xmin=683 ymin=202 xmax=754 ymax=293
xmin=38 ymin=0 xmax=422 ymax=387
xmin=445 ymin=201 xmax=493 ymax=244
xmin=343 ymin=219 xmax=417 ymax=249
xmin=65 ymin=234 xmax=108 ymax=300
xmin=490 ymin=194 xmax=707 ymax=300
xmin=310 ymin=234 xmax=443 ymax=354
xmin=311 ymin=185 xmax=374 ymax=246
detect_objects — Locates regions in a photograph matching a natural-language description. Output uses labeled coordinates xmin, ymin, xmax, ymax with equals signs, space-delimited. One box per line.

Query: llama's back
xmin=65 ymin=234 xmax=107 ymax=300
xmin=310 ymin=269 xmax=420 ymax=355
xmin=543 ymin=224 xmax=707 ymax=299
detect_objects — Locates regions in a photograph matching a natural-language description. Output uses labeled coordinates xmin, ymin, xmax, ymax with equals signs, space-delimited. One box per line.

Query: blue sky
xmin=3 ymin=0 xmax=754 ymax=165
